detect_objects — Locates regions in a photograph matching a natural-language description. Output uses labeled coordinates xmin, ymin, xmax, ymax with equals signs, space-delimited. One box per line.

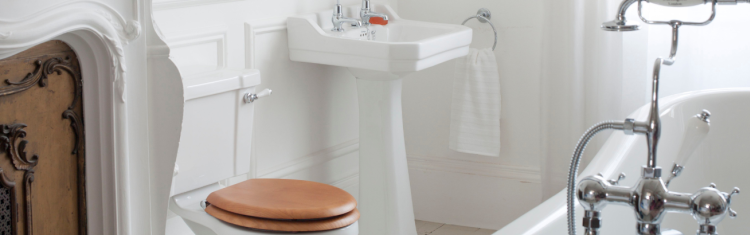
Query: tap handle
xmin=607 ymin=173 xmax=627 ymax=186
xmin=244 ymin=88 xmax=272 ymax=103
xmin=728 ymin=187 xmax=740 ymax=218
xmin=675 ymin=110 xmax=711 ymax=166
xmin=665 ymin=110 xmax=711 ymax=187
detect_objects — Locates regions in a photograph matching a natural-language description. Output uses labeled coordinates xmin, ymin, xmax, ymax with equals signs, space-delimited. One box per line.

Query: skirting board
xmin=407 ymin=155 xmax=542 ymax=184
xmin=257 ymin=139 xmax=359 ymax=179
xmin=153 ymin=0 xmax=243 ymax=11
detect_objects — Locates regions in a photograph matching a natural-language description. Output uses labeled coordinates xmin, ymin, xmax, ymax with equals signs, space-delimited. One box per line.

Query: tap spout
xmin=332 ymin=4 xmax=362 ymax=32
xmin=363 ymin=11 xmax=389 ymax=21
xmin=359 ymin=0 xmax=389 ymax=25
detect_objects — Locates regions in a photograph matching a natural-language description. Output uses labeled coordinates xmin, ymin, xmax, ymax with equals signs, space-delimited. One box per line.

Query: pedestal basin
xmin=287 ymin=5 xmax=472 ymax=235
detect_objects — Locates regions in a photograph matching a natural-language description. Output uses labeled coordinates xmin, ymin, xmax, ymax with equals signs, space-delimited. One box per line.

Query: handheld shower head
xmin=602 ymin=20 xmax=640 ymax=31
xmin=602 ymin=0 xmax=640 ymax=31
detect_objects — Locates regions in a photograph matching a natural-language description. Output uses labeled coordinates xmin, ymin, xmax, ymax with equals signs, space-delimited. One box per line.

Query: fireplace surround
xmin=0 ymin=1 xmax=184 ymax=234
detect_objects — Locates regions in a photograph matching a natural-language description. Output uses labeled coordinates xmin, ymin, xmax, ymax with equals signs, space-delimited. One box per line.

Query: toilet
xmin=169 ymin=69 xmax=359 ymax=235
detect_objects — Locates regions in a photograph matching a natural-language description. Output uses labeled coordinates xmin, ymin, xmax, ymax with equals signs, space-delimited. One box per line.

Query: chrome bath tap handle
xmin=690 ymin=184 xmax=741 ymax=235
xmin=665 ymin=110 xmax=711 ymax=187
xmin=727 ymin=187 xmax=740 ymax=218
xmin=608 ymin=173 xmax=627 ymax=186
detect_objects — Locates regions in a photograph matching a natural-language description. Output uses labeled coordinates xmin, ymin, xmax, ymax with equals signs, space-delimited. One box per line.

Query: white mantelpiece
xmin=0 ymin=1 xmax=184 ymax=234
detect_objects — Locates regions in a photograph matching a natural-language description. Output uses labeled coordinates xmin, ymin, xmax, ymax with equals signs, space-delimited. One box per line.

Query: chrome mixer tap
xmin=567 ymin=1 xmax=748 ymax=234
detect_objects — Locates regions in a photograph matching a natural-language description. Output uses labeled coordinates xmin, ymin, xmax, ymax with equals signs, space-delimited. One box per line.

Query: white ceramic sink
xmin=287 ymin=5 xmax=472 ymax=73
xmin=287 ymin=5 xmax=472 ymax=235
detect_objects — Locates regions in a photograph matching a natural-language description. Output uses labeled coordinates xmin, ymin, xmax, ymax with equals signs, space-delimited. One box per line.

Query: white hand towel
xmin=449 ymin=48 xmax=501 ymax=157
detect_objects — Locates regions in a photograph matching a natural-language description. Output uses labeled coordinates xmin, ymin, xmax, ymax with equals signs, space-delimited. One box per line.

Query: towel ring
xmin=462 ymin=8 xmax=498 ymax=51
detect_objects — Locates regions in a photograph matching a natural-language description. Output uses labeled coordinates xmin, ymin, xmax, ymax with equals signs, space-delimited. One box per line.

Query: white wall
xmin=397 ymin=0 xmax=544 ymax=230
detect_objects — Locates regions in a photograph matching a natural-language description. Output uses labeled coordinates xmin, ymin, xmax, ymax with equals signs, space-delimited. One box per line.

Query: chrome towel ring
xmin=461 ymin=8 xmax=497 ymax=51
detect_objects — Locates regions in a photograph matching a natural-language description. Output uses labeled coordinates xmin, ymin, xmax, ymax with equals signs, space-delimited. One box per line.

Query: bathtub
xmin=496 ymin=89 xmax=750 ymax=234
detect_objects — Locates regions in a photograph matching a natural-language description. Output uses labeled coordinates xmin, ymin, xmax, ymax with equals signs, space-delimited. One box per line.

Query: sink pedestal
xmin=351 ymin=68 xmax=418 ymax=235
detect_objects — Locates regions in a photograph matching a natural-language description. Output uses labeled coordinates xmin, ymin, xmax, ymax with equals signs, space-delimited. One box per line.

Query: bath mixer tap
xmin=332 ymin=4 xmax=362 ymax=32
xmin=572 ymin=79 xmax=741 ymax=235
xmin=565 ymin=2 xmax=746 ymax=234
xmin=359 ymin=0 xmax=389 ymax=26
xmin=569 ymin=59 xmax=741 ymax=235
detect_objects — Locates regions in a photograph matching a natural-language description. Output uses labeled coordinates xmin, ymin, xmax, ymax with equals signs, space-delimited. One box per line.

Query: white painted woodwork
xmin=1 ymin=1 xmax=186 ymax=235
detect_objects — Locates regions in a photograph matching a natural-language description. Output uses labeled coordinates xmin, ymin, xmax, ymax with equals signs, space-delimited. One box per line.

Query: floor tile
xmin=473 ymin=228 xmax=497 ymax=235
xmin=416 ymin=220 xmax=445 ymax=235
xmin=430 ymin=224 xmax=480 ymax=235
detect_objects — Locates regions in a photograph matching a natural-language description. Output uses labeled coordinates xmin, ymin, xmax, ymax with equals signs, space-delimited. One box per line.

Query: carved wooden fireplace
xmin=0 ymin=0 xmax=186 ymax=234
xmin=0 ymin=41 xmax=87 ymax=235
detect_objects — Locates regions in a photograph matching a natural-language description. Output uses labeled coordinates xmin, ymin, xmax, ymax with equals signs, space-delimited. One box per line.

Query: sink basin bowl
xmin=286 ymin=5 xmax=472 ymax=73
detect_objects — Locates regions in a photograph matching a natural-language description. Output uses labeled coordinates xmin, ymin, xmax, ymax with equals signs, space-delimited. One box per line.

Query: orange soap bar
xmin=369 ymin=17 xmax=388 ymax=25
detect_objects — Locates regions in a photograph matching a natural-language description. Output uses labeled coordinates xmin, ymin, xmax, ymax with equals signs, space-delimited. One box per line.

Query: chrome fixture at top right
xmin=564 ymin=1 xmax=749 ymax=235
xmin=602 ymin=0 xmax=750 ymax=32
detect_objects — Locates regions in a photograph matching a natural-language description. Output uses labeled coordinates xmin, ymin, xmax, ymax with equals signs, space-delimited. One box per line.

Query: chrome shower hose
xmin=567 ymin=121 xmax=623 ymax=235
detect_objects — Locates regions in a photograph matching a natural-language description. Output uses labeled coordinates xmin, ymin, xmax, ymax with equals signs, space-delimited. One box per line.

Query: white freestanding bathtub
xmin=496 ymin=89 xmax=750 ymax=234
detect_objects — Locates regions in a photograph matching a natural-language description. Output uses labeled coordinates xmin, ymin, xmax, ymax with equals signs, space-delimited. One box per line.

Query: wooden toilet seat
xmin=206 ymin=205 xmax=360 ymax=232
xmin=205 ymin=178 xmax=359 ymax=232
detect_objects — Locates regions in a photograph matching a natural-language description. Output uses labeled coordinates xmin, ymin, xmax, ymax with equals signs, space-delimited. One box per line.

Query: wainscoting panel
xmin=153 ymin=0 xmax=244 ymax=11
xmin=407 ymin=155 xmax=541 ymax=184
xmin=166 ymin=27 xmax=228 ymax=76
xmin=244 ymin=20 xmax=287 ymax=70
xmin=408 ymin=156 xmax=542 ymax=230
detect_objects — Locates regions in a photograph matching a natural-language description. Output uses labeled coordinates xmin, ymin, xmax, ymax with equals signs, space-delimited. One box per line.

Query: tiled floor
xmin=415 ymin=220 xmax=496 ymax=235
xmin=166 ymin=217 xmax=496 ymax=235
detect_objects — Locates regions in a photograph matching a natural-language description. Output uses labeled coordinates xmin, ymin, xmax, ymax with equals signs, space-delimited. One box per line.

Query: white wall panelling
xmin=166 ymin=27 xmax=228 ymax=76
xmin=153 ymin=0 xmax=243 ymax=11
xmin=407 ymin=156 xmax=541 ymax=184
xmin=244 ymin=19 xmax=288 ymax=69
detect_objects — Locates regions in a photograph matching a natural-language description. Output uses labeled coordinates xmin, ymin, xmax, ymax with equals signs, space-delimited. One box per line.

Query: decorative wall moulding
xmin=165 ymin=27 xmax=229 ymax=75
xmin=257 ymin=139 xmax=359 ymax=179
xmin=244 ymin=19 xmax=287 ymax=69
xmin=407 ymin=155 xmax=543 ymax=183
xmin=153 ymin=0 xmax=244 ymax=11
